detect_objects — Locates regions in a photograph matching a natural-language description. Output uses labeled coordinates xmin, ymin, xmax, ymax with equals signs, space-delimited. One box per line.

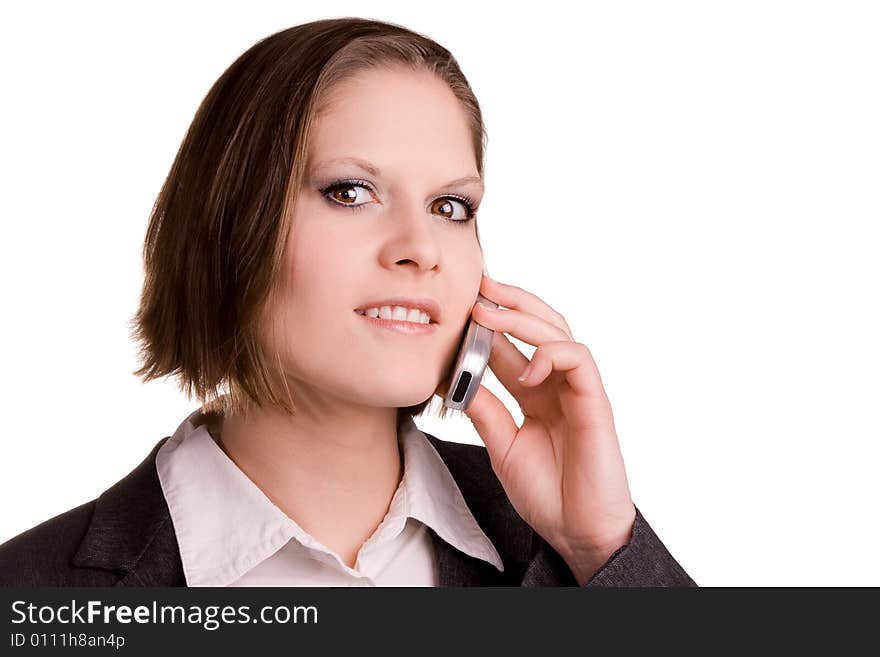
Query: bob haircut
xmin=129 ymin=17 xmax=488 ymax=428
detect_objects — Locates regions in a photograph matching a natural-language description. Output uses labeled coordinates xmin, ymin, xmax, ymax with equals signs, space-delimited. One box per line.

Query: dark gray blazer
xmin=0 ymin=433 xmax=696 ymax=587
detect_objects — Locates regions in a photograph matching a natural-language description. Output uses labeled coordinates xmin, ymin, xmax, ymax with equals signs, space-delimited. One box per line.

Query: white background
xmin=1 ymin=1 xmax=877 ymax=586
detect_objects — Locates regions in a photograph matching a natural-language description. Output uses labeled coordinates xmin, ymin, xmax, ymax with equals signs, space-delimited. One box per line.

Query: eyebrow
xmin=310 ymin=156 xmax=484 ymax=193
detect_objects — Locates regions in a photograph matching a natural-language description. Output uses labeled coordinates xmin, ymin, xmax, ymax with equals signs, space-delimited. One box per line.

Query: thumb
xmin=463 ymin=383 xmax=518 ymax=475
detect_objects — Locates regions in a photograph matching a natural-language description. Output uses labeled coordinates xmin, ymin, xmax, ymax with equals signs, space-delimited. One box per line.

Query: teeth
xmin=356 ymin=305 xmax=432 ymax=324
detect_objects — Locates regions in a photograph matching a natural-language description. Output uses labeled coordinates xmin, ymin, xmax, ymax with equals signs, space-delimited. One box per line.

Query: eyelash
xmin=318 ymin=179 xmax=478 ymax=225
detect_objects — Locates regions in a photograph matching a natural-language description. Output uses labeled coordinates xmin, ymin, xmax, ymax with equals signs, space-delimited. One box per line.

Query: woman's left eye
xmin=318 ymin=180 xmax=477 ymax=223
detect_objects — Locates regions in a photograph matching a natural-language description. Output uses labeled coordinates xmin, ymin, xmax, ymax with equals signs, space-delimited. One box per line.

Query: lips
xmin=353 ymin=297 xmax=441 ymax=324
xmin=355 ymin=312 xmax=439 ymax=335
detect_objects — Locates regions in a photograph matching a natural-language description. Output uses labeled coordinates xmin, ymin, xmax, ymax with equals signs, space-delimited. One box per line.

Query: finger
xmin=480 ymin=275 xmax=574 ymax=340
xmin=486 ymin=330 xmax=533 ymax=392
xmin=472 ymin=304 xmax=569 ymax=395
xmin=520 ymin=341 xmax=613 ymax=418
xmin=472 ymin=302 xmax=570 ymax=351
xmin=462 ymin=380 xmax=519 ymax=476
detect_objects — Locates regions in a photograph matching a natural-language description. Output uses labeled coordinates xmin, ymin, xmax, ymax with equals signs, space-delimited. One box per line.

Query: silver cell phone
xmin=442 ymin=292 xmax=498 ymax=411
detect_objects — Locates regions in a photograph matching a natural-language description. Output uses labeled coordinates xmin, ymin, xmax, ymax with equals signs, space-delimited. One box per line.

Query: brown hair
xmin=129 ymin=17 xmax=487 ymax=427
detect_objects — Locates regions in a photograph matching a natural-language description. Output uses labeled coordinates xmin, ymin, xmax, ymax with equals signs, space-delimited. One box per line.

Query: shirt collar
xmin=156 ymin=408 xmax=504 ymax=586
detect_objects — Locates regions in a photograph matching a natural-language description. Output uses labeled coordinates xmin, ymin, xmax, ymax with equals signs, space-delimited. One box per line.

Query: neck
xmin=208 ymin=401 xmax=404 ymax=569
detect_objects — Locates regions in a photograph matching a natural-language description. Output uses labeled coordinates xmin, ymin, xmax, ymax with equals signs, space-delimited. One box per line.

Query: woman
xmin=0 ymin=17 xmax=695 ymax=587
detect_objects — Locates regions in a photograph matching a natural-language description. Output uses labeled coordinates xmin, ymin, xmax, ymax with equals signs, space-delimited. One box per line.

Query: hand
xmin=463 ymin=274 xmax=637 ymax=584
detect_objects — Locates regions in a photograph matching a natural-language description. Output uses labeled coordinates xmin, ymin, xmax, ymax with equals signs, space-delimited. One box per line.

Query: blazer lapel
xmin=422 ymin=433 xmax=538 ymax=586
xmin=70 ymin=430 xmax=548 ymax=587
xmin=71 ymin=436 xmax=186 ymax=586
xmin=428 ymin=527 xmax=503 ymax=586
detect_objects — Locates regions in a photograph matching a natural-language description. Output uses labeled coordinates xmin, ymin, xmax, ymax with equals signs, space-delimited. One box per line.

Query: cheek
xmin=266 ymin=263 xmax=365 ymax=368
xmin=285 ymin=228 xmax=359 ymax=308
xmin=453 ymin=247 xmax=485 ymax=290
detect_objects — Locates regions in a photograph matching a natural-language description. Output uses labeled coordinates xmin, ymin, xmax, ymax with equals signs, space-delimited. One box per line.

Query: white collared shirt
xmin=155 ymin=408 xmax=504 ymax=587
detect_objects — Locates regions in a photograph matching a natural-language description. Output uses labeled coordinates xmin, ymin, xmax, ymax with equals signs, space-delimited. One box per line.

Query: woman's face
xmin=263 ymin=66 xmax=485 ymax=412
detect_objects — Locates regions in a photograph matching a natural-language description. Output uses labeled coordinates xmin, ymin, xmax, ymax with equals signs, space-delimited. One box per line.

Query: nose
xmin=378 ymin=199 xmax=443 ymax=272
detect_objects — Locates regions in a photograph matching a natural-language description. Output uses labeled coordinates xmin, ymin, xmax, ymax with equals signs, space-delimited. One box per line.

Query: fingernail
xmin=518 ymin=362 xmax=533 ymax=382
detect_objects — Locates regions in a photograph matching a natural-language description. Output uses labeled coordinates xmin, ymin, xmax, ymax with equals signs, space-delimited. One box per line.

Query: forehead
xmin=307 ymin=68 xmax=476 ymax=175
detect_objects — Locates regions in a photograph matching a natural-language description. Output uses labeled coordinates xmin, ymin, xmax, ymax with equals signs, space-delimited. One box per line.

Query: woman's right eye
xmin=319 ymin=181 xmax=375 ymax=212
